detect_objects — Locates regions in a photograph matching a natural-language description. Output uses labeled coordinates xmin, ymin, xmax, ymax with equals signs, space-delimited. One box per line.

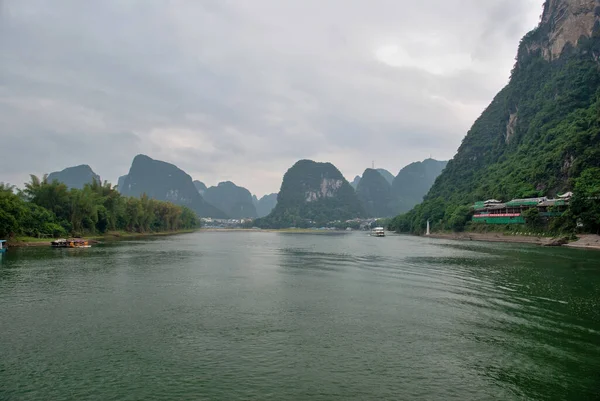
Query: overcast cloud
xmin=0 ymin=0 xmax=543 ymax=196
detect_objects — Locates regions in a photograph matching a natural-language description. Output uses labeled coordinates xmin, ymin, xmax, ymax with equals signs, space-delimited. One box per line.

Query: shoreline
xmin=6 ymin=229 xmax=198 ymax=248
xmin=426 ymin=232 xmax=600 ymax=250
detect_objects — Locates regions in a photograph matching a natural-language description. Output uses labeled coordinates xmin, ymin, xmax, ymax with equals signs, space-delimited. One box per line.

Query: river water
xmin=0 ymin=232 xmax=599 ymax=400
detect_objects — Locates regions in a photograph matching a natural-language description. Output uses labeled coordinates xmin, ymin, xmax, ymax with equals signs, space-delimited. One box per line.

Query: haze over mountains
xmin=47 ymin=165 xmax=101 ymax=189
xmin=45 ymin=154 xmax=446 ymax=222
xmin=119 ymin=155 xmax=228 ymax=219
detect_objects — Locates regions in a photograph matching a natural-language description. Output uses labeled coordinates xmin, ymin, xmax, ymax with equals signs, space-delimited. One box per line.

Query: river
xmin=1 ymin=232 xmax=599 ymax=400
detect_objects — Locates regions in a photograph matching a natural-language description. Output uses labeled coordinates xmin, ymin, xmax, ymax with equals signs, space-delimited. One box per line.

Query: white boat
xmin=371 ymin=227 xmax=385 ymax=237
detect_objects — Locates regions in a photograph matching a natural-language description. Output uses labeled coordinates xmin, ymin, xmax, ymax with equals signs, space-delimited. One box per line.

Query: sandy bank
xmin=427 ymin=232 xmax=600 ymax=250
xmin=427 ymin=232 xmax=556 ymax=246
xmin=563 ymin=234 xmax=600 ymax=250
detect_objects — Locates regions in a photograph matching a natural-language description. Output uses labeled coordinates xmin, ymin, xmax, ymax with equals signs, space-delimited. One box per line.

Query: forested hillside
xmin=390 ymin=0 xmax=600 ymax=234
xmin=254 ymin=160 xmax=364 ymax=228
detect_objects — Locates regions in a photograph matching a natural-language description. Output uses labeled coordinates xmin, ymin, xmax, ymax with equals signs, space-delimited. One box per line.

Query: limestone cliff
xmin=522 ymin=0 xmax=598 ymax=60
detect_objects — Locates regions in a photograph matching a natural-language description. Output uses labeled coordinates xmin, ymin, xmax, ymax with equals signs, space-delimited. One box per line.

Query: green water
xmin=1 ymin=232 xmax=599 ymax=400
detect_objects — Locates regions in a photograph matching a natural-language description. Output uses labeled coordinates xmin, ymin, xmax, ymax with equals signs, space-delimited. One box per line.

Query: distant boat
xmin=371 ymin=227 xmax=386 ymax=237
xmin=0 ymin=240 xmax=7 ymax=253
xmin=51 ymin=239 xmax=91 ymax=248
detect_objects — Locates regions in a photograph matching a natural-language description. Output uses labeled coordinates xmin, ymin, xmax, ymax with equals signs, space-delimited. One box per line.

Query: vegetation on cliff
xmin=390 ymin=4 xmax=600 ymax=234
xmin=254 ymin=160 xmax=364 ymax=228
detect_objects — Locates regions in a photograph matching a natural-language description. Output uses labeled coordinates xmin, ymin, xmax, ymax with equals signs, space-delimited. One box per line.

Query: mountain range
xmin=46 ymin=154 xmax=446 ymax=223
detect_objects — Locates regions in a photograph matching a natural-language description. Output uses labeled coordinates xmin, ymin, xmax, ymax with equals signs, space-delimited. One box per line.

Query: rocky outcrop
xmin=525 ymin=0 xmax=598 ymax=60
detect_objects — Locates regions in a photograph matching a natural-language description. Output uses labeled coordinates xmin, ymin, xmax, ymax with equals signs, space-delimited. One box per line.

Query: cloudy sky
xmin=0 ymin=0 xmax=543 ymax=196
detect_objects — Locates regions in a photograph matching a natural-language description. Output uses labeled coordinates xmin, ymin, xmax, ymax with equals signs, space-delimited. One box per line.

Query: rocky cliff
xmin=47 ymin=165 xmax=101 ymax=189
xmin=522 ymin=0 xmax=598 ymax=60
xmin=120 ymin=155 xmax=228 ymax=218
xmin=254 ymin=160 xmax=364 ymax=228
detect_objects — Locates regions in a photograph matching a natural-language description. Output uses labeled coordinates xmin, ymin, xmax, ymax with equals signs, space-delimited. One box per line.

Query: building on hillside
xmin=472 ymin=194 xmax=570 ymax=224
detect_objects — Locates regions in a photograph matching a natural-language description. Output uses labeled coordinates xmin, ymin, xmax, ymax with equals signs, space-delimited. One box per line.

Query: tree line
xmin=0 ymin=175 xmax=200 ymax=239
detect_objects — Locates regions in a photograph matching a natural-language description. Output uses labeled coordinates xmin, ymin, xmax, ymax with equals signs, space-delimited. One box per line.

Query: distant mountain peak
xmin=255 ymin=160 xmax=364 ymax=228
xmin=47 ymin=164 xmax=101 ymax=189
xmin=121 ymin=154 xmax=227 ymax=218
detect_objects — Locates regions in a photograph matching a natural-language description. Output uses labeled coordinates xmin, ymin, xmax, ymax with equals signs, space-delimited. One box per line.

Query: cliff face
xmin=524 ymin=0 xmax=598 ymax=60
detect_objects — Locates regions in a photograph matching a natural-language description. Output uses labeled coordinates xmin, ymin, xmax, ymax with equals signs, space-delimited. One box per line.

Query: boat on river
xmin=0 ymin=240 xmax=7 ymax=253
xmin=371 ymin=227 xmax=386 ymax=237
xmin=51 ymin=239 xmax=91 ymax=248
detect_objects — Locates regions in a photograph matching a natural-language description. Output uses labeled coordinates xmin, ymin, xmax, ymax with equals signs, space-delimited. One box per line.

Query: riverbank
xmin=427 ymin=232 xmax=600 ymax=250
xmin=7 ymin=229 xmax=198 ymax=248
xmin=563 ymin=234 xmax=600 ymax=250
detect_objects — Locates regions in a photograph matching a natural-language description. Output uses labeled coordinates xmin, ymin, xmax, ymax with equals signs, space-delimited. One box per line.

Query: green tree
xmin=448 ymin=205 xmax=472 ymax=232
xmin=570 ymin=167 xmax=600 ymax=234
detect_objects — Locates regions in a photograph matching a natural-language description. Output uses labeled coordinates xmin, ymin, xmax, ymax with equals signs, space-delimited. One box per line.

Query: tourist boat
xmin=51 ymin=238 xmax=91 ymax=248
xmin=371 ymin=227 xmax=386 ymax=237
xmin=0 ymin=240 xmax=7 ymax=253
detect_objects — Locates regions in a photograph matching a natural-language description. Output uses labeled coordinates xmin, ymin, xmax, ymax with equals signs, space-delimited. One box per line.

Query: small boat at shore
xmin=51 ymin=238 xmax=91 ymax=248
xmin=371 ymin=227 xmax=386 ymax=237
xmin=0 ymin=240 xmax=7 ymax=253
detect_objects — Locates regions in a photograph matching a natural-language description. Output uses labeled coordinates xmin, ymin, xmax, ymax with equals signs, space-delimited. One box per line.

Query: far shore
xmin=426 ymin=232 xmax=600 ymax=250
xmin=7 ymin=228 xmax=600 ymax=251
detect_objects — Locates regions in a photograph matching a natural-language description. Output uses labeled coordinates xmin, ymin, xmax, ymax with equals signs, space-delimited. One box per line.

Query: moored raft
xmin=51 ymin=238 xmax=90 ymax=248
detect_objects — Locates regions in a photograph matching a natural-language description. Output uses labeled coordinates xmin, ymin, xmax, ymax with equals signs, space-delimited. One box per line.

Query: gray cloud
xmin=0 ymin=0 xmax=543 ymax=196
